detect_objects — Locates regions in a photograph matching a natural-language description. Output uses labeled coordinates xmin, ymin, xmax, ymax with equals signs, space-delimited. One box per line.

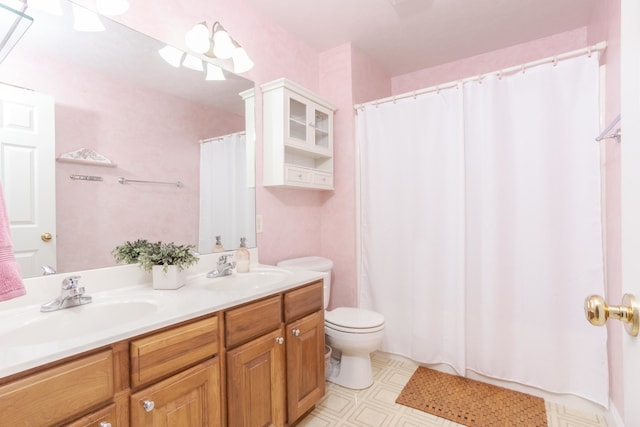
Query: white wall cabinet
xmin=262 ymin=78 xmax=337 ymax=190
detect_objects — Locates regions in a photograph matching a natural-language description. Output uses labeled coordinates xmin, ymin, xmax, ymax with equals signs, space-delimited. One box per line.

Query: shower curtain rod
xmin=200 ymin=131 xmax=246 ymax=144
xmin=595 ymin=113 xmax=621 ymax=142
xmin=354 ymin=41 xmax=607 ymax=110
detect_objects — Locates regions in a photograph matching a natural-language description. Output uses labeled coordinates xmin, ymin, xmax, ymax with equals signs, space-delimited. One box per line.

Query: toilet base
xmin=327 ymin=353 xmax=374 ymax=390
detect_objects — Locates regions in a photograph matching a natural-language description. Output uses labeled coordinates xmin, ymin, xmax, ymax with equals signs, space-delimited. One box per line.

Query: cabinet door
xmin=65 ymin=404 xmax=116 ymax=427
xmin=311 ymin=103 xmax=332 ymax=154
xmin=227 ymin=327 xmax=286 ymax=427
xmin=286 ymin=311 xmax=325 ymax=423
xmin=130 ymin=358 xmax=221 ymax=427
xmin=285 ymin=90 xmax=312 ymax=147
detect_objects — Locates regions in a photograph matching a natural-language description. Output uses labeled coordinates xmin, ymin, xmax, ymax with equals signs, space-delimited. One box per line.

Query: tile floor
xmin=297 ymin=352 xmax=610 ymax=427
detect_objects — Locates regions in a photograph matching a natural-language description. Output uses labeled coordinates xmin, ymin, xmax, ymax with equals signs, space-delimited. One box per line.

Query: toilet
xmin=277 ymin=256 xmax=385 ymax=390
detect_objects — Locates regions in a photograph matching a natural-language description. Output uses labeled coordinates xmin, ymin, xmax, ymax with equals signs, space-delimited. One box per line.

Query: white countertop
xmin=0 ymin=251 xmax=325 ymax=378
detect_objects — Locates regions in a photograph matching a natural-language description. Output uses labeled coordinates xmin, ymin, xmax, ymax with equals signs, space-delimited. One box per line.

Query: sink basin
xmin=190 ymin=267 xmax=292 ymax=290
xmin=0 ymin=297 xmax=160 ymax=347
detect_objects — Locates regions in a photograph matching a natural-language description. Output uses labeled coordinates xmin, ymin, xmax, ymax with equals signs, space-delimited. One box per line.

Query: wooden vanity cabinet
xmin=0 ymin=350 xmax=115 ymax=427
xmin=65 ymin=403 xmax=117 ymax=427
xmin=225 ymin=295 xmax=286 ymax=426
xmin=130 ymin=358 xmax=221 ymax=426
xmin=283 ymin=282 xmax=325 ymax=423
xmin=129 ymin=315 xmax=222 ymax=427
xmin=0 ymin=280 xmax=325 ymax=427
xmin=224 ymin=281 xmax=325 ymax=427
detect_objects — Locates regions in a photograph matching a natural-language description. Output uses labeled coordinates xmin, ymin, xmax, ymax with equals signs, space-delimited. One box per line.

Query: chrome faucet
xmin=41 ymin=264 xmax=57 ymax=276
xmin=207 ymin=255 xmax=236 ymax=278
xmin=40 ymin=275 xmax=92 ymax=312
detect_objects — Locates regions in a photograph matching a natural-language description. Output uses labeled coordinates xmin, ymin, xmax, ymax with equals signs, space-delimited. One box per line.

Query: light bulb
xmin=158 ymin=45 xmax=184 ymax=67
xmin=185 ymin=23 xmax=210 ymax=54
xmin=71 ymin=4 xmax=105 ymax=32
xmin=232 ymin=46 xmax=254 ymax=73
xmin=205 ymin=63 xmax=225 ymax=81
xmin=96 ymin=0 xmax=129 ymax=16
xmin=212 ymin=26 xmax=234 ymax=59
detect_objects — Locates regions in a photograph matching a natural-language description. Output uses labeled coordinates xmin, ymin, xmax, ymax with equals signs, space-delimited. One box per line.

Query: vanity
xmin=0 ymin=254 xmax=326 ymax=427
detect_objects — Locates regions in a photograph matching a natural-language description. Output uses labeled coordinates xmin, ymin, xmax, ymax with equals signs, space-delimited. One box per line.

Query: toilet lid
xmin=325 ymin=307 xmax=385 ymax=329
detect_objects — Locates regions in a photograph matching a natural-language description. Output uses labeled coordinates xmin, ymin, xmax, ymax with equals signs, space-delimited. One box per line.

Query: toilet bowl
xmin=277 ymin=256 xmax=385 ymax=390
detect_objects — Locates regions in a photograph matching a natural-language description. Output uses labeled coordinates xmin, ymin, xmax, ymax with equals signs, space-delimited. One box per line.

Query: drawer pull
xmin=292 ymin=328 xmax=301 ymax=337
xmin=275 ymin=337 xmax=284 ymax=344
xmin=143 ymin=400 xmax=155 ymax=412
xmin=99 ymin=423 xmax=112 ymax=427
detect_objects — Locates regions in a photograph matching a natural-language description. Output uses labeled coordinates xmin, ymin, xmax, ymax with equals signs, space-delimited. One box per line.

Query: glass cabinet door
xmin=287 ymin=95 xmax=309 ymax=144
xmin=313 ymin=108 xmax=330 ymax=150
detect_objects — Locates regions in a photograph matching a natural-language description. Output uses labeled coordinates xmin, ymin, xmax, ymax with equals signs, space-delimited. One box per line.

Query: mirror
xmin=0 ymin=1 xmax=256 ymax=278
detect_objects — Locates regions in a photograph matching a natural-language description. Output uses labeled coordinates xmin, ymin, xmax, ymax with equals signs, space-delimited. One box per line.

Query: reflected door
xmin=0 ymin=84 xmax=56 ymax=278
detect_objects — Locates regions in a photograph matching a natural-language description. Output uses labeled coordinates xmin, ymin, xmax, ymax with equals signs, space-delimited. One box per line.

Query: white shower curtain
xmin=358 ymin=55 xmax=608 ymax=405
xmin=199 ymin=133 xmax=255 ymax=253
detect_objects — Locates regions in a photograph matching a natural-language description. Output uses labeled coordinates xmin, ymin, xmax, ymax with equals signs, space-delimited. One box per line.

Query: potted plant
xmin=111 ymin=239 xmax=152 ymax=265
xmin=112 ymin=240 xmax=199 ymax=290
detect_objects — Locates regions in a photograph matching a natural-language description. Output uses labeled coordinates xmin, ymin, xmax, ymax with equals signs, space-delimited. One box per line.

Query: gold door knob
xmin=41 ymin=232 xmax=52 ymax=242
xmin=584 ymin=293 xmax=639 ymax=336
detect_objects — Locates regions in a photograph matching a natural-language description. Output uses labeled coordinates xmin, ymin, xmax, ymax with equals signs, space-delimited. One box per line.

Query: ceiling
xmin=245 ymin=0 xmax=599 ymax=76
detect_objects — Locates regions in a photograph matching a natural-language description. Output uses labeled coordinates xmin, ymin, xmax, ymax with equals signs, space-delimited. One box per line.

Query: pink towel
xmin=0 ymin=184 xmax=25 ymax=301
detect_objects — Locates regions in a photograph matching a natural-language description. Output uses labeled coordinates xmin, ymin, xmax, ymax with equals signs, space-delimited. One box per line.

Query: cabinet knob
xmin=292 ymin=328 xmax=301 ymax=336
xmin=143 ymin=399 xmax=155 ymax=412
xmin=99 ymin=423 xmax=112 ymax=427
xmin=275 ymin=337 xmax=284 ymax=344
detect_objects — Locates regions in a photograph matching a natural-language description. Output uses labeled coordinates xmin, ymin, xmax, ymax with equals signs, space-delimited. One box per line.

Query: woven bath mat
xmin=396 ymin=367 xmax=547 ymax=427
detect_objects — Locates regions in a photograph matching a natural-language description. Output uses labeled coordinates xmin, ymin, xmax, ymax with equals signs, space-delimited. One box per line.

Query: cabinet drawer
xmin=285 ymin=165 xmax=312 ymax=184
xmin=131 ymin=315 xmax=219 ymax=388
xmin=313 ymin=171 xmax=333 ymax=188
xmin=0 ymin=350 xmax=114 ymax=426
xmin=225 ymin=296 xmax=282 ymax=348
xmin=284 ymin=281 xmax=324 ymax=323
xmin=65 ymin=403 xmax=116 ymax=427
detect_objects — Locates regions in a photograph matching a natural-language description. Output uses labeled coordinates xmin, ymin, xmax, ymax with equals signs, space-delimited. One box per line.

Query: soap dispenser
xmin=236 ymin=237 xmax=250 ymax=273
xmin=213 ymin=235 xmax=224 ymax=253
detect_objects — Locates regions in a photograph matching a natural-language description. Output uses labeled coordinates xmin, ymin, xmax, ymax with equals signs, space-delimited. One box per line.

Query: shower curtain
xmin=358 ymin=55 xmax=608 ymax=406
xmin=199 ymin=132 xmax=254 ymax=253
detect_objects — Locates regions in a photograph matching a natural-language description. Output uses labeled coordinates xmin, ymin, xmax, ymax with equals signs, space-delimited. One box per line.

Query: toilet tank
xmin=277 ymin=256 xmax=333 ymax=309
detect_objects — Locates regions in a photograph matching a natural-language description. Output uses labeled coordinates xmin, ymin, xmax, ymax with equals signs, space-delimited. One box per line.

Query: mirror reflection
xmin=0 ymin=1 xmax=256 ymax=278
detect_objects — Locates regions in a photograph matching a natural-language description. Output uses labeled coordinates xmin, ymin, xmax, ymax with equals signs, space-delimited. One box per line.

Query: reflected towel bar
xmin=118 ymin=177 xmax=184 ymax=188
xmin=595 ymin=114 xmax=621 ymax=142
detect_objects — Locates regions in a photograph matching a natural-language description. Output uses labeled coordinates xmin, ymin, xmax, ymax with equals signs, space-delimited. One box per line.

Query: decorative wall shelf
xmin=56 ymin=148 xmax=117 ymax=167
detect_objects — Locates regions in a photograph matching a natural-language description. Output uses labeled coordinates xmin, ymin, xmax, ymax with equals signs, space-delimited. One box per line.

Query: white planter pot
xmin=151 ymin=265 xmax=186 ymax=290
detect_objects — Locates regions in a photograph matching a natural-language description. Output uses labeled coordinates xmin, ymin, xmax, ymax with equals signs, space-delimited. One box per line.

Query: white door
xmin=621 ymin=0 xmax=640 ymax=425
xmin=0 ymin=84 xmax=56 ymax=278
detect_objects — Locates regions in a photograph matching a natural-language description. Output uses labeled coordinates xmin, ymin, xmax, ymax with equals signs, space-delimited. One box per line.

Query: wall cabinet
xmin=0 ymin=280 xmax=324 ymax=426
xmin=262 ymin=78 xmax=337 ymax=190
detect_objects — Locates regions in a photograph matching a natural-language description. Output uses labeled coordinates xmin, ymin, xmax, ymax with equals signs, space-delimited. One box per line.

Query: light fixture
xmin=232 ymin=43 xmax=254 ymax=74
xmin=211 ymin=22 xmax=234 ymax=59
xmin=185 ymin=21 xmax=210 ymax=54
xmin=183 ymin=20 xmax=254 ymax=73
xmin=71 ymin=3 xmax=105 ymax=32
xmin=158 ymin=45 xmax=184 ymax=67
xmin=96 ymin=0 xmax=130 ymax=16
xmin=205 ymin=63 xmax=225 ymax=81
xmin=182 ymin=53 xmax=204 ymax=71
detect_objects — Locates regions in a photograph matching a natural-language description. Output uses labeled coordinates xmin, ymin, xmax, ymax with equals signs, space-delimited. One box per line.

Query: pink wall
xmin=392 ymin=28 xmax=589 ymax=95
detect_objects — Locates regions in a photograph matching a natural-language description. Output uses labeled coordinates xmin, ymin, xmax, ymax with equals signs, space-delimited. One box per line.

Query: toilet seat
xmin=325 ymin=307 xmax=385 ymax=333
